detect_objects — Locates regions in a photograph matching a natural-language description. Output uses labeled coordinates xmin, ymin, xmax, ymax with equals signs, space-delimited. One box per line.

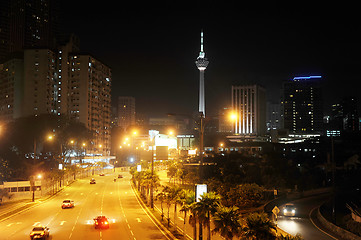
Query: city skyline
xmin=58 ymin=2 xmax=360 ymax=118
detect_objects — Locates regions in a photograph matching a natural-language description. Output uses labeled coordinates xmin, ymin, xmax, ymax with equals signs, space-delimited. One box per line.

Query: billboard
xmin=196 ymin=184 xmax=207 ymax=202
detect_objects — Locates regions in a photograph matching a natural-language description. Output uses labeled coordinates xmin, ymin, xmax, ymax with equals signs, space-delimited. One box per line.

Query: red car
xmin=94 ymin=216 xmax=109 ymax=229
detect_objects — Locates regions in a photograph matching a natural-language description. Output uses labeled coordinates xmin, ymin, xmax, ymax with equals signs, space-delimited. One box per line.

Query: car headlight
xmin=292 ymin=210 xmax=295 ymax=213
xmin=283 ymin=209 xmax=287 ymax=213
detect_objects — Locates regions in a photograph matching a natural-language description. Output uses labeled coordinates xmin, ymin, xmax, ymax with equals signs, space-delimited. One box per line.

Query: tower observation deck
xmin=195 ymin=31 xmax=209 ymax=117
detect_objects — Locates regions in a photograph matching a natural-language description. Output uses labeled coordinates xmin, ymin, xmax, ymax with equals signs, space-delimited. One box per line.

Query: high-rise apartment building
xmin=0 ymin=0 xmax=57 ymax=62
xmin=23 ymin=49 xmax=57 ymax=117
xmin=232 ymin=84 xmax=266 ymax=136
xmin=282 ymin=76 xmax=323 ymax=134
xmin=0 ymin=58 xmax=24 ymax=122
xmin=68 ymin=54 xmax=112 ymax=155
xmin=117 ymin=96 xmax=135 ymax=131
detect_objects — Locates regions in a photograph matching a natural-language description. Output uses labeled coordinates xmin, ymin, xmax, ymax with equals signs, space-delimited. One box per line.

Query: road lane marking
xmin=178 ymin=216 xmax=184 ymax=221
xmin=33 ymin=222 xmax=40 ymax=226
xmin=7 ymin=223 xmax=14 ymax=227
xmin=130 ymin=181 xmax=173 ymax=240
xmin=16 ymin=222 xmax=22 ymax=224
xmin=309 ymin=205 xmax=338 ymax=240
xmin=60 ymin=221 xmax=66 ymax=225
xmin=136 ymin=218 xmax=141 ymax=222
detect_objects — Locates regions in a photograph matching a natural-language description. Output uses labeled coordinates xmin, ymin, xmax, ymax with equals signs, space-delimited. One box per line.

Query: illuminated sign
xmin=293 ymin=76 xmax=321 ymax=81
xmin=137 ymin=165 xmax=141 ymax=172
xmin=188 ymin=149 xmax=197 ymax=155
xmin=196 ymin=184 xmax=207 ymax=202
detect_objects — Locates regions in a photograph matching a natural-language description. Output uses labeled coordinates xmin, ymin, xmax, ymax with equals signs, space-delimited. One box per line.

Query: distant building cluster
xmin=0 ymin=0 xmax=111 ymax=155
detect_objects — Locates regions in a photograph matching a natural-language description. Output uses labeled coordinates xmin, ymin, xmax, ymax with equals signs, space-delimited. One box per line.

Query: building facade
xmin=232 ymin=84 xmax=266 ymax=136
xmin=0 ymin=58 xmax=24 ymax=122
xmin=282 ymin=76 xmax=323 ymax=134
xmin=68 ymin=54 xmax=112 ymax=155
xmin=0 ymin=0 xmax=57 ymax=62
xmin=23 ymin=49 xmax=57 ymax=117
xmin=117 ymin=96 xmax=135 ymax=131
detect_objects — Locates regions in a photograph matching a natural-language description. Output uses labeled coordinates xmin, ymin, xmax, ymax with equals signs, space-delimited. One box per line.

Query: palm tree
xmin=212 ymin=205 xmax=242 ymax=240
xmin=193 ymin=192 xmax=221 ymax=240
xmin=179 ymin=189 xmax=195 ymax=239
xmin=276 ymin=233 xmax=303 ymax=240
xmin=189 ymin=203 xmax=197 ymax=240
xmin=242 ymin=212 xmax=277 ymax=240
xmin=156 ymin=191 xmax=166 ymax=221
xmin=168 ymin=185 xmax=183 ymax=230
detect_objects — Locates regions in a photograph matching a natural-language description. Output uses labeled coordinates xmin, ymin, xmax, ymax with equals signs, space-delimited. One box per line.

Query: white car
xmin=30 ymin=226 xmax=49 ymax=239
xmin=283 ymin=203 xmax=296 ymax=216
xmin=62 ymin=199 xmax=74 ymax=209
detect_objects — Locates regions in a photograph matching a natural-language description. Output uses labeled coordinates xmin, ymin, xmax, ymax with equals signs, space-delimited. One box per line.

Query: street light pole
xmin=150 ymin=135 xmax=155 ymax=209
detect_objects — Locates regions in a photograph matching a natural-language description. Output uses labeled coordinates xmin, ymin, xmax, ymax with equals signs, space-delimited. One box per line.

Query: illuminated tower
xmin=195 ymin=30 xmax=209 ymax=117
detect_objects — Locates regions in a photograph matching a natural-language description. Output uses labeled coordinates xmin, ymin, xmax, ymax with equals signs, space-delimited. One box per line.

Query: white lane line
xmin=33 ymin=222 xmax=40 ymax=226
xmin=136 ymin=218 xmax=141 ymax=222
xmin=60 ymin=221 xmax=66 ymax=225
xmin=117 ymin=180 xmax=136 ymax=240
xmin=6 ymin=223 xmax=14 ymax=227
xmin=130 ymin=181 xmax=173 ymax=240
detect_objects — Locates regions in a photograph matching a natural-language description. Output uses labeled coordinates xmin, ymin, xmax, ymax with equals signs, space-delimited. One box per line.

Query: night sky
xmin=59 ymin=2 xmax=361 ymax=117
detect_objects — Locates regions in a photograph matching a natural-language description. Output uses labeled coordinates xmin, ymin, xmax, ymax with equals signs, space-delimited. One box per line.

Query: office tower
xmin=218 ymin=107 xmax=234 ymax=133
xmin=232 ymin=84 xmax=266 ymax=135
xmin=22 ymin=49 xmax=57 ymax=117
xmin=68 ymin=54 xmax=111 ymax=155
xmin=117 ymin=96 xmax=136 ymax=131
xmin=195 ymin=30 xmax=209 ymax=117
xmin=282 ymin=76 xmax=323 ymax=134
xmin=330 ymin=97 xmax=359 ymax=133
xmin=266 ymin=102 xmax=281 ymax=132
xmin=0 ymin=0 xmax=57 ymax=62
xmin=0 ymin=58 xmax=24 ymax=122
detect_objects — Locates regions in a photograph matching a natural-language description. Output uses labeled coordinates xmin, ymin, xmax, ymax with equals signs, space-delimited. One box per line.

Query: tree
xmin=212 ymin=205 xmax=242 ymax=240
xmin=242 ymin=212 xmax=276 ymax=240
xmin=227 ymin=183 xmax=264 ymax=209
xmin=0 ymin=188 xmax=12 ymax=204
xmin=179 ymin=189 xmax=195 ymax=239
xmin=276 ymin=233 xmax=303 ymax=240
xmin=156 ymin=191 xmax=166 ymax=221
xmin=193 ymin=192 xmax=221 ymax=240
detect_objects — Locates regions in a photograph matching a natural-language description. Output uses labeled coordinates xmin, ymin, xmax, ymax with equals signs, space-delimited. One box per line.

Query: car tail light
xmin=104 ymin=221 xmax=108 ymax=225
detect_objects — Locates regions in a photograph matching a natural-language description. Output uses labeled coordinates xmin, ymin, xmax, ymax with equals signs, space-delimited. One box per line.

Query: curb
xmin=130 ymin=181 xmax=180 ymax=240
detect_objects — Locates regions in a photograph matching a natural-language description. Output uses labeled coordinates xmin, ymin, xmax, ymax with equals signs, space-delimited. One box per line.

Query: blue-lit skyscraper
xmin=195 ymin=31 xmax=209 ymax=117
xmin=282 ymin=76 xmax=323 ymax=134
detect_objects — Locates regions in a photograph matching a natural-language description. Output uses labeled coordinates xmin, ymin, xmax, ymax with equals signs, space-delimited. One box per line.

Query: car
xmin=62 ymin=199 xmax=74 ymax=209
xmin=94 ymin=216 xmax=109 ymax=229
xmin=99 ymin=173 xmax=105 ymax=176
xmin=283 ymin=203 xmax=296 ymax=216
xmin=30 ymin=226 xmax=49 ymax=239
xmin=90 ymin=178 xmax=96 ymax=184
xmin=117 ymin=174 xmax=123 ymax=178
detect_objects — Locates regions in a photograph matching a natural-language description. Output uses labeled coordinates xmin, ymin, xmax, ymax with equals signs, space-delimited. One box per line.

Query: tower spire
xmin=198 ymin=30 xmax=205 ymax=59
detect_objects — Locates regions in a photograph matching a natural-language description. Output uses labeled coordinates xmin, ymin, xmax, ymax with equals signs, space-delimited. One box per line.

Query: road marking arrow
xmin=136 ymin=218 xmax=141 ymax=223
xmin=60 ymin=221 xmax=66 ymax=225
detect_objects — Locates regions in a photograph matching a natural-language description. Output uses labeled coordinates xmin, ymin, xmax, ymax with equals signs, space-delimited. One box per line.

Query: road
xmin=0 ymin=171 xmax=171 ymax=240
xmin=277 ymin=194 xmax=338 ymax=240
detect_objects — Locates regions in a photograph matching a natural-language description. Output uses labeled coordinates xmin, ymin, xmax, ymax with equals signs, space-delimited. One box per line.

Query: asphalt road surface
xmin=277 ymin=194 xmax=338 ymax=240
xmin=0 ymin=171 xmax=171 ymax=240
